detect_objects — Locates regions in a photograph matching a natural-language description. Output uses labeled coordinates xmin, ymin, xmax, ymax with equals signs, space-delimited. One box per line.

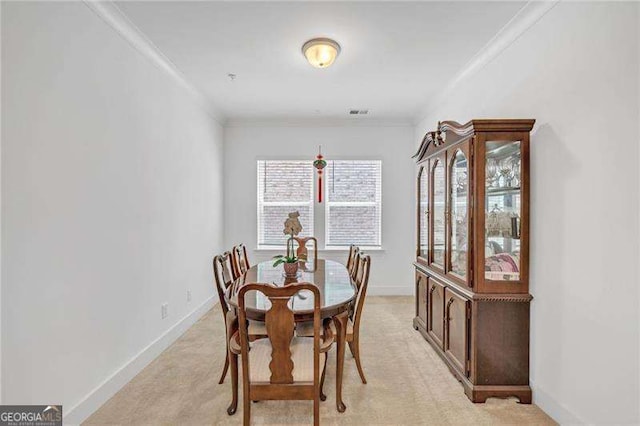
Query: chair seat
xmin=249 ymin=337 xmax=325 ymax=383
xmin=296 ymin=319 xmax=353 ymax=338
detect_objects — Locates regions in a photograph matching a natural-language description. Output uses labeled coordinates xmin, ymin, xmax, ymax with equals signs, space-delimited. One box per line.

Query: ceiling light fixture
xmin=302 ymin=38 xmax=341 ymax=69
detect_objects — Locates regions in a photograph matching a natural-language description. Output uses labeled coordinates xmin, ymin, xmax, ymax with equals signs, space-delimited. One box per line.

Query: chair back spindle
xmin=349 ymin=249 xmax=361 ymax=281
xmin=352 ymin=254 xmax=371 ymax=329
xmin=213 ymin=251 xmax=237 ymax=315
xmin=264 ymin=292 xmax=296 ymax=383
xmin=232 ymin=243 xmax=250 ymax=278
xmin=347 ymin=245 xmax=358 ymax=271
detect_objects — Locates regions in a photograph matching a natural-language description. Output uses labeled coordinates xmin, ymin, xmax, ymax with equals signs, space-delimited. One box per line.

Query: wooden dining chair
xmin=235 ymin=282 xmax=334 ymax=426
xmin=213 ymin=252 xmax=265 ymax=387
xmin=293 ymin=236 xmax=318 ymax=267
xmin=347 ymin=253 xmax=371 ymax=384
xmin=296 ymin=254 xmax=371 ymax=384
xmin=213 ymin=252 xmax=238 ymax=385
xmin=232 ymin=244 xmax=250 ymax=278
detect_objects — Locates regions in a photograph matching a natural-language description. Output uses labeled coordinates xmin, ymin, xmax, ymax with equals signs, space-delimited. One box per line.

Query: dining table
xmin=224 ymin=258 xmax=357 ymax=414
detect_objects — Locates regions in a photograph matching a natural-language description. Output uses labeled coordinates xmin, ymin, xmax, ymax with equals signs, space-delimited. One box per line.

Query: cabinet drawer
xmin=416 ymin=272 xmax=428 ymax=326
xmin=444 ymin=288 xmax=470 ymax=376
xmin=427 ymin=277 xmax=445 ymax=349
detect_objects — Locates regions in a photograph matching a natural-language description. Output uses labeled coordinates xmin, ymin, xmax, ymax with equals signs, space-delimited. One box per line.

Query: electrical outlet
xmin=161 ymin=303 xmax=168 ymax=319
xmin=187 ymin=290 xmax=192 ymax=302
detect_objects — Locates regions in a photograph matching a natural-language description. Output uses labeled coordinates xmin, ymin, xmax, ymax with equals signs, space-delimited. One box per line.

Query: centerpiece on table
xmin=272 ymin=211 xmax=302 ymax=279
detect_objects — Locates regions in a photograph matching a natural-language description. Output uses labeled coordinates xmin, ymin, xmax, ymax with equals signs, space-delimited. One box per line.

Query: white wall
xmin=224 ymin=123 xmax=415 ymax=294
xmin=416 ymin=2 xmax=639 ymax=424
xmin=1 ymin=2 xmax=224 ymax=423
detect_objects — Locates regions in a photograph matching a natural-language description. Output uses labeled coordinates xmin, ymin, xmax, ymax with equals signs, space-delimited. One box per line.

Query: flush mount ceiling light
xmin=302 ymin=38 xmax=341 ymax=69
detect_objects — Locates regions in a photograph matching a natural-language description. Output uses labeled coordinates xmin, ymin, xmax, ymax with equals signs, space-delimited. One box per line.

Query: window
xmin=257 ymin=159 xmax=382 ymax=249
xmin=325 ymin=160 xmax=382 ymax=248
xmin=257 ymin=160 xmax=314 ymax=247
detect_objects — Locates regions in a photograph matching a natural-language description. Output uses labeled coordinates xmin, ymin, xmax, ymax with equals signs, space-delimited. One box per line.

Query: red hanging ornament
xmin=313 ymin=146 xmax=327 ymax=203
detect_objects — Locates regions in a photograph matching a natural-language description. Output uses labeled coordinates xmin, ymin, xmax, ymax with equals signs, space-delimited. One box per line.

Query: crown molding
xmin=225 ymin=117 xmax=414 ymax=128
xmin=83 ymin=0 xmax=225 ymax=125
xmin=413 ymin=0 xmax=559 ymax=125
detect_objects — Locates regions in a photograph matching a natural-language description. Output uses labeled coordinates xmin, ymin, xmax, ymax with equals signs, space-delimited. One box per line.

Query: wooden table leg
xmin=333 ymin=311 xmax=348 ymax=413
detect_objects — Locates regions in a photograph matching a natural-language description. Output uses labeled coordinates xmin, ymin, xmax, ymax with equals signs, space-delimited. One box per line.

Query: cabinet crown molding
xmin=412 ymin=119 xmax=535 ymax=162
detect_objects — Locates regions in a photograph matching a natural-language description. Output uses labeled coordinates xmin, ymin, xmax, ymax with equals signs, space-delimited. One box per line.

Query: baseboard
xmin=64 ymin=295 xmax=217 ymax=425
xmin=368 ymin=285 xmax=413 ymax=296
xmin=531 ymin=381 xmax=586 ymax=425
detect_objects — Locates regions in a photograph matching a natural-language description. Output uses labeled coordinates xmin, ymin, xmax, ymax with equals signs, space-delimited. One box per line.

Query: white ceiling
xmin=115 ymin=1 xmax=525 ymax=122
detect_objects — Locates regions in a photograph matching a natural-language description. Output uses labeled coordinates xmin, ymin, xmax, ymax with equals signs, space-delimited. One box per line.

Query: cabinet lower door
xmin=444 ymin=288 xmax=470 ymax=376
xmin=416 ymin=272 xmax=428 ymax=327
xmin=427 ymin=278 xmax=445 ymax=349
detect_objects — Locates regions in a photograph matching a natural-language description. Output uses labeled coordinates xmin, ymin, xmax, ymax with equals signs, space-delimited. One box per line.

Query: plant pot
xmin=283 ymin=262 xmax=299 ymax=277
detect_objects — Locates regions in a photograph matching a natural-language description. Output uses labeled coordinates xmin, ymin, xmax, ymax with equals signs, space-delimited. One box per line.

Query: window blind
xmin=257 ymin=160 xmax=314 ymax=247
xmin=325 ymin=160 xmax=382 ymax=247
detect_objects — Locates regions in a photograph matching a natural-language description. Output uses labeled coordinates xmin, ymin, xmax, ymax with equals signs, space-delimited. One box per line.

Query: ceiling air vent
xmin=349 ymin=109 xmax=369 ymax=115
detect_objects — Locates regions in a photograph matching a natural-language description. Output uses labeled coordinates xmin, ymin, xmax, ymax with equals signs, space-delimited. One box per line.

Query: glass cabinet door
xmin=484 ymin=141 xmax=522 ymax=282
xmin=418 ymin=164 xmax=429 ymax=260
xmin=449 ymin=149 xmax=469 ymax=280
xmin=431 ymin=156 xmax=446 ymax=270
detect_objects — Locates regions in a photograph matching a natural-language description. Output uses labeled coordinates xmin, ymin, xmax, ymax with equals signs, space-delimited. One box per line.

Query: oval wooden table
xmin=225 ymin=259 xmax=356 ymax=414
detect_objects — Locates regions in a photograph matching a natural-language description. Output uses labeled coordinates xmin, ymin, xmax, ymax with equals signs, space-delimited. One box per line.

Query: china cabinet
xmin=412 ymin=119 xmax=535 ymax=404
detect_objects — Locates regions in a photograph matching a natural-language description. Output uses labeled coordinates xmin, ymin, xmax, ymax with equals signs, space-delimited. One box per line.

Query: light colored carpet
xmin=84 ymin=296 xmax=555 ymax=425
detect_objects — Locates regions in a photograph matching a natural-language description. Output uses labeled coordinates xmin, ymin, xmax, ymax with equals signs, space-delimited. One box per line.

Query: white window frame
xmin=256 ymin=160 xmax=314 ymax=249
xmin=324 ymin=160 xmax=383 ymax=250
xmin=256 ymin=158 xmax=383 ymax=251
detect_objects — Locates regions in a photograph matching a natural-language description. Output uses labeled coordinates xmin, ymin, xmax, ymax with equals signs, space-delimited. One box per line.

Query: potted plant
xmin=273 ymin=211 xmax=303 ymax=278
xmin=272 ymin=254 xmax=299 ymax=277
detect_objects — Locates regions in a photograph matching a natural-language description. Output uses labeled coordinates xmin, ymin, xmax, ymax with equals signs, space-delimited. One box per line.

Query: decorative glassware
xmin=510 ymin=157 xmax=521 ymax=187
xmin=486 ymin=158 xmax=498 ymax=187
xmin=457 ymin=170 xmax=468 ymax=192
xmin=432 ymin=159 xmax=445 ymax=267
xmin=499 ymin=158 xmax=514 ymax=187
